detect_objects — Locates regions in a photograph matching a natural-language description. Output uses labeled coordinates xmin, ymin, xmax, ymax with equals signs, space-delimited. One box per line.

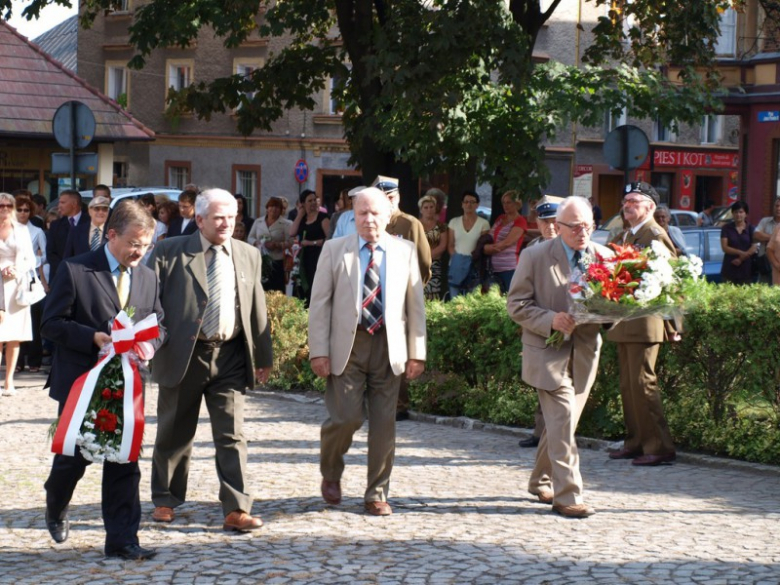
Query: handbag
xmin=448 ymin=253 xmax=473 ymax=287
xmin=16 ymin=271 xmax=46 ymax=306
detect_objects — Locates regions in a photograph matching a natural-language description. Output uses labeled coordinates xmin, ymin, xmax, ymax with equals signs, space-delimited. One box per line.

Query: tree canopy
xmin=3 ymin=0 xmax=740 ymax=205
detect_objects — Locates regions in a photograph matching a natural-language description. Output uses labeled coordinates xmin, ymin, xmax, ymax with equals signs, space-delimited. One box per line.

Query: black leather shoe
xmin=105 ymin=544 xmax=157 ymax=560
xmin=518 ymin=436 xmax=540 ymax=448
xmin=45 ymin=509 xmax=69 ymax=544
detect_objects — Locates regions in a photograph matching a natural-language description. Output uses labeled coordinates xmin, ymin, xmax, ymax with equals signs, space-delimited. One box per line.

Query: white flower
xmin=635 ymin=280 xmax=663 ymax=303
xmin=647 ymin=258 xmax=675 ymax=286
xmin=650 ymin=240 xmax=672 ymax=259
xmin=83 ymin=421 xmax=95 ymax=430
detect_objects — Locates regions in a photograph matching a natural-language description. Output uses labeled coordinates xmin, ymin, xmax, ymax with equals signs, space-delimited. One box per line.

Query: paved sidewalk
xmin=1 ymin=372 xmax=779 ymax=584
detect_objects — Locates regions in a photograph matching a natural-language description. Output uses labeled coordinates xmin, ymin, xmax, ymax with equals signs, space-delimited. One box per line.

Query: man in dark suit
xmin=63 ymin=196 xmax=110 ymax=259
xmin=148 ymin=188 xmax=273 ymax=531
xmin=46 ymin=190 xmax=90 ymax=283
xmin=42 ymin=201 xmax=164 ymax=560
xmin=165 ymin=189 xmax=198 ymax=238
xmin=607 ymin=182 xmax=678 ymax=467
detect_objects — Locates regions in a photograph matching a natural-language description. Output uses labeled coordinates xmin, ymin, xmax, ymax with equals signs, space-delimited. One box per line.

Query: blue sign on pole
xmin=758 ymin=111 xmax=780 ymax=122
xmin=294 ymin=159 xmax=309 ymax=184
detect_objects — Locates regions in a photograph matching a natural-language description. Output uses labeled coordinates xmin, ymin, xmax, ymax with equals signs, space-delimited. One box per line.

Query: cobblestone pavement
xmin=1 ymin=372 xmax=779 ymax=584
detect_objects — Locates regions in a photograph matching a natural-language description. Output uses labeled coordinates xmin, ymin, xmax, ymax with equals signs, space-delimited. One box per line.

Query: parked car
xmin=476 ymin=205 xmax=492 ymax=221
xmin=679 ymin=228 xmax=724 ymax=283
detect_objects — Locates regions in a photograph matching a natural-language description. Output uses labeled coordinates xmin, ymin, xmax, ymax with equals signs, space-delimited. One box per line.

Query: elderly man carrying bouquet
xmin=507 ymin=196 xmax=611 ymax=518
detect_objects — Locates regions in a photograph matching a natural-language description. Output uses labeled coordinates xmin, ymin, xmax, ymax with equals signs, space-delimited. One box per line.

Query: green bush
xmin=265 ymin=291 xmax=323 ymax=392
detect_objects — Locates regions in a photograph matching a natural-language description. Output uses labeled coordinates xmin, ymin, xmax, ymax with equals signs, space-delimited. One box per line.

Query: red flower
xmin=609 ymin=243 xmax=643 ymax=262
xmin=615 ymin=269 xmax=636 ymax=286
xmin=587 ymin=263 xmax=611 ymax=284
xmin=112 ymin=390 xmax=124 ymax=400
xmin=94 ymin=409 xmax=118 ymax=433
xmin=101 ymin=388 xmax=112 ymax=400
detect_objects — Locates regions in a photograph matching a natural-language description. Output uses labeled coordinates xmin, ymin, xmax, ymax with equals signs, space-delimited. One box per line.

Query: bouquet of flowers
xmin=50 ymin=309 xmax=160 ymax=464
xmin=547 ymin=241 xmax=703 ymax=347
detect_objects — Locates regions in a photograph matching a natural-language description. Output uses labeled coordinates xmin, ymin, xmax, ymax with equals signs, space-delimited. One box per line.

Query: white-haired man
xmin=308 ymin=186 xmax=427 ymax=516
xmin=507 ymin=196 xmax=610 ymax=518
xmin=148 ymin=188 xmax=273 ymax=531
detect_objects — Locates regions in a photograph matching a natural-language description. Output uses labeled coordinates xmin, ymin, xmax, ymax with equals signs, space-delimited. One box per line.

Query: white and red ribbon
xmin=52 ymin=311 xmax=160 ymax=463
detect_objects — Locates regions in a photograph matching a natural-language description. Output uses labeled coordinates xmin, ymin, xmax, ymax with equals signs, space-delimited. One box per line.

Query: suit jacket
xmin=148 ymin=231 xmax=273 ymax=388
xmin=166 ymin=216 xmax=198 ymax=238
xmin=46 ymin=213 xmax=90 ymax=283
xmin=308 ymin=234 xmax=427 ymax=377
xmin=507 ymin=237 xmax=610 ymax=393
xmin=606 ymin=219 xmax=677 ymax=344
xmin=41 ymin=247 xmax=166 ymax=403
xmin=63 ymin=221 xmax=106 ymax=260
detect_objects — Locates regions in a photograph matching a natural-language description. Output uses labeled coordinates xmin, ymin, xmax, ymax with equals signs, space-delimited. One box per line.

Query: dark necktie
xmin=572 ymin=250 xmax=581 ymax=270
xmin=69 ymin=217 xmax=76 ymax=228
xmin=361 ymin=244 xmax=383 ymax=334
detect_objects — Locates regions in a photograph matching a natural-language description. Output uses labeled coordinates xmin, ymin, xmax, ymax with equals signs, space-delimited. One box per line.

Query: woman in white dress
xmin=0 ymin=192 xmax=36 ymax=396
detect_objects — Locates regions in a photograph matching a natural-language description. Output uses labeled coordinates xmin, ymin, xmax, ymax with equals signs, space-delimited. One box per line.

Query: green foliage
xmin=3 ymin=0 xmax=740 ymax=195
xmin=418 ymin=282 xmax=780 ymax=465
xmin=264 ymin=291 xmax=323 ymax=392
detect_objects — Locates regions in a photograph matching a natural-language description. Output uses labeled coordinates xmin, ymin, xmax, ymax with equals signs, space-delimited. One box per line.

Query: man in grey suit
xmin=148 ymin=188 xmax=273 ymax=532
xmin=308 ymin=187 xmax=426 ymax=516
xmin=507 ymin=196 xmax=610 ymax=518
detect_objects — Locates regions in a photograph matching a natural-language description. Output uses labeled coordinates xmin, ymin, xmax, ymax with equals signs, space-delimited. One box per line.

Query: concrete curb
xmin=253 ymin=388 xmax=780 ymax=478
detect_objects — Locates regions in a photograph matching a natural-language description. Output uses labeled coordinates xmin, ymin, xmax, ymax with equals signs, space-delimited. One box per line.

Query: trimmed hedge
xmin=265 ymin=285 xmax=780 ymax=465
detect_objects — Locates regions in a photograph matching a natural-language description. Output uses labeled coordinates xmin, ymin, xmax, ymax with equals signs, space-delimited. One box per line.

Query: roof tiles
xmin=0 ymin=20 xmax=153 ymax=142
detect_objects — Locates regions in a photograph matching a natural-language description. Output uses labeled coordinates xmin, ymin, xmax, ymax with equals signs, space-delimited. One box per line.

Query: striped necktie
xmin=201 ymin=245 xmax=224 ymax=339
xmin=361 ymin=243 xmax=383 ymax=334
xmin=90 ymin=227 xmax=102 ymax=251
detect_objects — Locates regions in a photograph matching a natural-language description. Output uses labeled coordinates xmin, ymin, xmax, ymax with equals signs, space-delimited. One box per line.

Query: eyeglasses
xmin=622 ymin=197 xmax=647 ymax=206
xmin=16 ymin=208 xmax=31 ymax=213
xmin=0 ymin=204 xmax=14 ymax=209
xmin=557 ymin=221 xmax=593 ymax=234
xmin=91 ymin=207 xmax=109 ymax=212
xmin=127 ymin=240 xmax=154 ymax=252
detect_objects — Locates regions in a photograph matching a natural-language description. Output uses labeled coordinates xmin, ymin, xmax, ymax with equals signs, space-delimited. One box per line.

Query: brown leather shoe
xmin=553 ymin=503 xmax=595 ymax=518
xmin=152 ymin=506 xmax=175 ymax=523
xmin=632 ymin=453 xmax=676 ymax=466
xmin=223 ymin=510 xmax=264 ymax=532
xmin=608 ymin=447 xmax=642 ymax=460
xmin=321 ymin=479 xmax=342 ymax=505
xmin=531 ymin=488 xmax=553 ymax=505
xmin=364 ymin=501 xmax=392 ymax=516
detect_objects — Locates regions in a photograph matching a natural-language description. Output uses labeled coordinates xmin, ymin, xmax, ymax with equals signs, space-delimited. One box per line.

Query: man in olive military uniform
xmin=606 ymin=182 xmax=678 ymax=467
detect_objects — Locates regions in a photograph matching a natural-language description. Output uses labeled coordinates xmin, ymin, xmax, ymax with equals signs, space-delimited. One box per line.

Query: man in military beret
xmin=606 ymin=182 xmax=678 ymax=466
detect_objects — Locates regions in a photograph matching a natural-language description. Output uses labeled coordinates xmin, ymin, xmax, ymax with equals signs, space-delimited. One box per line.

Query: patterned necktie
xmin=69 ymin=217 xmax=76 ymax=228
xmin=90 ymin=227 xmax=102 ymax=251
xmin=201 ymin=245 xmax=224 ymax=339
xmin=116 ymin=266 xmax=129 ymax=308
xmin=361 ymin=243 xmax=383 ymax=334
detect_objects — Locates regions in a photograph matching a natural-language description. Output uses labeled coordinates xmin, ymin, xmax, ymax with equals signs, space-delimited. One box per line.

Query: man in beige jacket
xmin=507 ymin=196 xmax=610 ymax=518
xmin=308 ymin=187 xmax=427 ymax=516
